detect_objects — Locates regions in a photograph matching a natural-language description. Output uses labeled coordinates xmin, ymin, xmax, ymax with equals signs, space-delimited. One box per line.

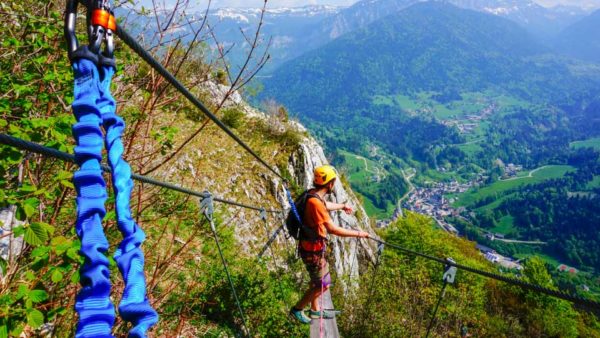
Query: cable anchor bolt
xmin=259 ymin=208 xmax=267 ymax=222
xmin=443 ymin=257 xmax=457 ymax=285
xmin=200 ymin=191 xmax=215 ymax=230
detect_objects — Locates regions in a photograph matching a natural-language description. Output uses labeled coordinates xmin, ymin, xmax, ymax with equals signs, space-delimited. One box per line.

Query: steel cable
xmin=369 ymin=237 xmax=600 ymax=311
xmin=0 ymin=134 xmax=280 ymax=213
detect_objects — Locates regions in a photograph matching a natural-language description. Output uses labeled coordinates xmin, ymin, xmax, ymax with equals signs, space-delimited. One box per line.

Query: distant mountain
xmin=118 ymin=0 xmax=590 ymax=72
xmin=449 ymin=0 xmax=588 ymax=38
xmin=204 ymin=6 xmax=343 ymax=70
xmin=207 ymin=5 xmax=343 ymax=46
xmin=553 ymin=9 xmax=600 ymax=63
xmin=115 ymin=5 xmax=344 ymax=72
xmin=283 ymin=0 xmax=588 ymax=65
xmin=262 ymin=1 xmax=582 ymax=115
xmin=259 ymin=2 xmax=600 ymax=167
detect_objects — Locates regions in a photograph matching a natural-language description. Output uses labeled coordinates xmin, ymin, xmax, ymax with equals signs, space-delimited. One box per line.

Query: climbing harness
xmin=65 ymin=1 xmax=157 ymax=336
xmin=425 ymin=258 xmax=457 ymax=338
xmin=200 ymin=192 xmax=251 ymax=338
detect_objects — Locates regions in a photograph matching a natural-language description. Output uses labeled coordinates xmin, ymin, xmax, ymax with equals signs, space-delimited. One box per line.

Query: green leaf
xmin=38 ymin=222 xmax=54 ymax=235
xmin=25 ymin=271 xmax=35 ymax=281
xmin=9 ymin=324 xmax=23 ymax=337
xmin=60 ymin=180 xmax=74 ymax=189
xmin=30 ymin=246 xmax=49 ymax=258
xmin=12 ymin=225 xmax=24 ymax=237
xmin=16 ymin=285 xmax=29 ymax=300
xmin=0 ymin=324 xmax=7 ymax=338
xmin=19 ymin=184 xmax=37 ymax=193
xmin=51 ymin=270 xmax=63 ymax=283
xmin=66 ymin=247 xmax=80 ymax=262
xmin=28 ymin=290 xmax=48 ymax=303
xmin=24 ymin=222 xmax=48 ymax=246
xmin=51 ymin=236 xmax=72 ymax=255
xmin=71 ymin=270 xmax=80 ymax=283
xmin=26 ymin=309 xmax=44 ymax=329
xmin=0 ymin=258 xmax=6 ymax=276
xmin=22 ymin=198 xmax=39 ymax=218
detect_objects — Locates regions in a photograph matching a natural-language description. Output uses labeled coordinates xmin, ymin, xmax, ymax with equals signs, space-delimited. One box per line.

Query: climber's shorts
xmin=300 ymin=249 xmax=331 ymax=289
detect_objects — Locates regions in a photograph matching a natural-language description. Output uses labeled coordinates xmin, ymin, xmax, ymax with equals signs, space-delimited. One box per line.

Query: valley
xmin=256 ymin=1 xmax=600 ymax=302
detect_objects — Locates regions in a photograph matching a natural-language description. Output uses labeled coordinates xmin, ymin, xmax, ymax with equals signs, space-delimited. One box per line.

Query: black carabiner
xmin=64 ymin=0 xmax=79 ymax=59
xmin=64 ymin=0 xmax=115 ymax=63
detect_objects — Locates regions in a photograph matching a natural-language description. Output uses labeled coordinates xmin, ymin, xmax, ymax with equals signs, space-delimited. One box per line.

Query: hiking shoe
xmin=290 ymin=307 xmax=311 ymax=324
xmin=309 ymin=309 xmax=340 ymax=319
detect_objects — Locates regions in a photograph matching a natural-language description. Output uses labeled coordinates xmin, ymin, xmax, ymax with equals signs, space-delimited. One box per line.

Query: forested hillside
xmin=337 ymin=213 xmax=600 ymax=337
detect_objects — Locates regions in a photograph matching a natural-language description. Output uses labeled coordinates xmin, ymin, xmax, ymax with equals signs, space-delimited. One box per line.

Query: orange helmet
xmin=313 ymin=165 xmax=337 ymax=186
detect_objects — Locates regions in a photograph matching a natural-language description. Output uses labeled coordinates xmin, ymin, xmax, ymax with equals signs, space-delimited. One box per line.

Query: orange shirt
xmin=300 ymin=194 xmax=331 ymax=252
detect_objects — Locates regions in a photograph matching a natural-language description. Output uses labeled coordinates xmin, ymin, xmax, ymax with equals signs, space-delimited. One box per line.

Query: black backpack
xmin=285 ymin=191 xmax=322 ymax=241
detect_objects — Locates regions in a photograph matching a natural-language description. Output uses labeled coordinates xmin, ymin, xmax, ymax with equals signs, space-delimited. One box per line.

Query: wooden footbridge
xmin=310 ymin=290 xmax=340 ymax=338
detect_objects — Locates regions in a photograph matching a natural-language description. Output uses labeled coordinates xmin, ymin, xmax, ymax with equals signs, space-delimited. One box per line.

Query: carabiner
xmin=87 ymin=0 xmax=115 ymax=58
xmin=64 ymin=0 xmax=79 ymax=59
xmin=64 ymin=0 xmax=115 ymax=62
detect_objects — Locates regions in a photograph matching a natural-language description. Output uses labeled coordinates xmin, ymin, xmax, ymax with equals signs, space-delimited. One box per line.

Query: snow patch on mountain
xmin=210 ymin=5 xmax=344 ymax=23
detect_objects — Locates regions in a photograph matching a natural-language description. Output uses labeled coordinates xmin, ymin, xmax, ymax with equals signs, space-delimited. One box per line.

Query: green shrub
xmin=222 ymin=108 xmax=245 ymax=129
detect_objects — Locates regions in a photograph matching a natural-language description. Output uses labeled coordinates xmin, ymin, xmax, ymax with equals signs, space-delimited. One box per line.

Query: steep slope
xmin=553 ymin=9 xmax=600 ymax=63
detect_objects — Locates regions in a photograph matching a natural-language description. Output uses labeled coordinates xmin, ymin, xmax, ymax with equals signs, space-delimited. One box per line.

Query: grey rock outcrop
xmin=0 ymin=206 xmax=25 ymax=274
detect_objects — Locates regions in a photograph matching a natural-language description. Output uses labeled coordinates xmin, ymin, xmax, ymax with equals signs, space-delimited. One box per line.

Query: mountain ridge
xmin=553 ymin=9 xmax=600 ymax=63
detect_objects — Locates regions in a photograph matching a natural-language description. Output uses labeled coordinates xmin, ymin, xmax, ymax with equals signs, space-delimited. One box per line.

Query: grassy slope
xmin=570 ymin=137 xmax=600 ymax=150
xmin=455 ymin=165 xmax=576 ymax=208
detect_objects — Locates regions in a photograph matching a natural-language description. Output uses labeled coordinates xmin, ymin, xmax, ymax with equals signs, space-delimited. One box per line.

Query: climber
xmin=290 ymin=165 xmax=370 ymax=324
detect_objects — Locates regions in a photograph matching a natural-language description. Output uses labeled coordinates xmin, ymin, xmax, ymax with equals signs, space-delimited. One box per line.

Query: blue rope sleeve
xmin=285 ymin=188 xmax=302 ymax=224
xmin=99 ymin=64 xmax=158 ymax=337
xmin=72 ymin=58 xmax=115 ymax=338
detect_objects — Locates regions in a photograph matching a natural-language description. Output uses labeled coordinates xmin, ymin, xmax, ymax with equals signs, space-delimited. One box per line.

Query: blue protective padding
xmin=98 ymin=65 xmax=159 ymax=337
xmin=72 ymin=58 xmax=115 ymax=338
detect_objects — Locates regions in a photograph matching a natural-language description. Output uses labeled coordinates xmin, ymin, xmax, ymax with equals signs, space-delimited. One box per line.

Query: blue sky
xmin=138 ymin=0 xmax=600 ymax=10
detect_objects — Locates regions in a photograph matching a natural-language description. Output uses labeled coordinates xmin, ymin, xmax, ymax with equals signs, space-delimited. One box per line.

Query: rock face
xmin=0 ymin=207 xmax=25 ymax=271
xmin=193 ymin=81 xmax=376 ymax=281
xmin=285 ymin=136 xmax=377 ymax=281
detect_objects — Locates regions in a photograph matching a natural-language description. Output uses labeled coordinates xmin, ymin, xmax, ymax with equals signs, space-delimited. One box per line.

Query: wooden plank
xmin=310 ymin=289 xmax=340 ymax=338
